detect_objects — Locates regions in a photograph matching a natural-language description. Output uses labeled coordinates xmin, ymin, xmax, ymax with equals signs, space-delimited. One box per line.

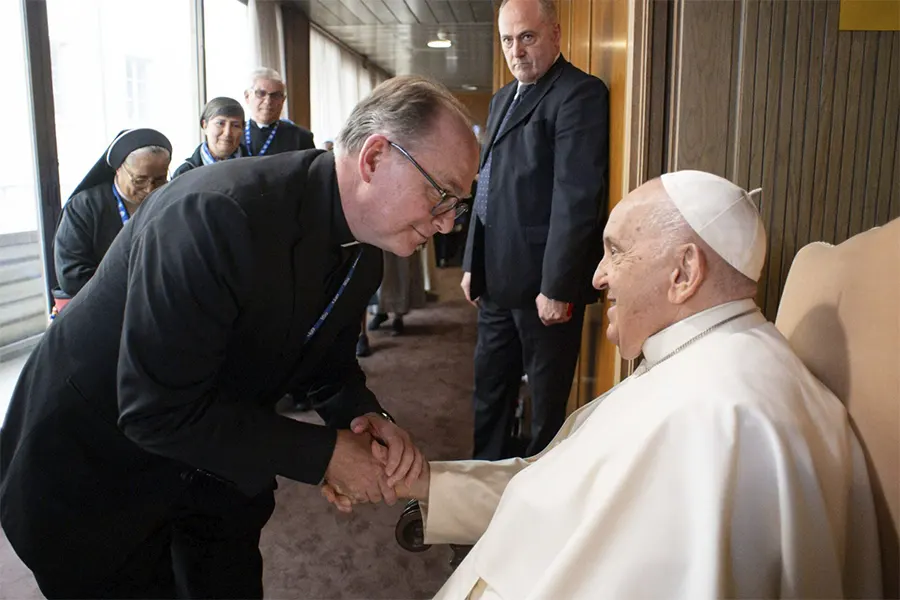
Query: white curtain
xmin=248 ymin=0 xmax=283 ymax=70
xmin=248 ymin=0 xmax=290 ymax=118
xmin=310 ymin=27 xmax=386 ymax=148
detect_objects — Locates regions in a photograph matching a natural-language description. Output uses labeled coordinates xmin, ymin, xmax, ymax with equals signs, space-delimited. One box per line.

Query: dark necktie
xmin=473 ymin=84 xmax=532 ymax=225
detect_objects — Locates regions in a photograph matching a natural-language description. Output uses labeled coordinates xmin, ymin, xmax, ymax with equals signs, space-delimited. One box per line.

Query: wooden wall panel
xmin=757 ymin=0 xmax=786 ymax=315
xmin=876 ymin=33 xmax=899 ymax=224
xmin=672 ymin=0 xmax=735 ymax=174
xmin=777 ymin=0 xmax=813 ymax=302
xmin=580 ymin=0 xmax=631 ymax=404
xmin=453 ymin=91 xmax=492 ymax=130
xmin=282 ymin=5 xmax=312 ymax=129
xmin=809 ymin=0 xmax=841 ymax=246
xmin=667 ymin=0 xmax=899 ymax=322
xmin=567 ymin=0 xmax=593 ymax=71
xmin=821 ymin=12 xmax=852 ymax=251
xmin=833 ymin=32 xmax=865 ymax=244
xmin=847 ymin=32 xmax=879 ymax=238
xmin=861 ymin=33 xmax=888 ymax=230
xmin=794 ymin=0 xmax=828 ymax=253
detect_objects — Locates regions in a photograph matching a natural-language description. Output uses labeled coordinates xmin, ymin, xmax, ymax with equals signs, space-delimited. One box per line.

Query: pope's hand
xmin=351 ymin=413 xmax=424 ymax=493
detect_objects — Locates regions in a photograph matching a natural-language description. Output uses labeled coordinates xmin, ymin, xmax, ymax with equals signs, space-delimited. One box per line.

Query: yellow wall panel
xmin=840 ymin=0 xmax=900 ymax=30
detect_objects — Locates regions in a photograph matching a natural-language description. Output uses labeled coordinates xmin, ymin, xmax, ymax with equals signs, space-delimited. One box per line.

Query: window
xmin=0 ymin=1 xmax=40 ymax=235
xmin=0 ymin=0 xmax=49 ymax=351
xmin=47 ymin=0 xmax=201 ymax=201
xmin=310 ymin=27 xmax=383 ymax=149
xmin=203 ymin=0 xmax=251 ymax=104
xmin=125 ymin=57 xmax=149 ymax=121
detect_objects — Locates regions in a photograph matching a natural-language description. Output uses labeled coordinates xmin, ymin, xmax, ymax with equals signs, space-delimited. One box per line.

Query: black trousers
xmin=472 ymin=295 xmax=586 ymax=460
xmin=32 ymin=472 xmax=276 ymax=600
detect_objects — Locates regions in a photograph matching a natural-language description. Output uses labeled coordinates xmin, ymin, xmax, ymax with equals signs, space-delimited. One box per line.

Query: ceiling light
xmin=427 ymin=39 xmax=452 ymax=49
xmin=462 ymin=84 xmax=478 ymax=91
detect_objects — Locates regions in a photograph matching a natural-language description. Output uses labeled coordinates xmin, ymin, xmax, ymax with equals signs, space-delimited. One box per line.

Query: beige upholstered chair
xmin=776 ymin=218 xmax=900 ymax=598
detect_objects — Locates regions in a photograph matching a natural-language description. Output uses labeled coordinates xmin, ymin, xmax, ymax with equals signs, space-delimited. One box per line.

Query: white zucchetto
xmin=660 ymin=170 xmax=767 ymax=282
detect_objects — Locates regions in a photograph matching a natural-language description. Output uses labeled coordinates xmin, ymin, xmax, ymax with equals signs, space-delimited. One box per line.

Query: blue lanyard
xmin=200 ymin=141 xmax=240 ymax=165
xmin=305 ymin=250 xmax=361 ymax=345
xmin=245 ymin=121 xmax=279 ymax=156
xmin=111 ymin=183 xmax=130 ymax=225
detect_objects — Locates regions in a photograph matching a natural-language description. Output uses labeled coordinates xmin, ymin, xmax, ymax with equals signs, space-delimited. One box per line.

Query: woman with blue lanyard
xmin=172 ymin=97 xmax=246 ymax=178
xmin=53 ymin=128 xmax=171 ymax=300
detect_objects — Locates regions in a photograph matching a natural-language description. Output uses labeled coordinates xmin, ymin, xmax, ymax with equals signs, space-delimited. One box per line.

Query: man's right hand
xmin=323 ymin=430 xmax=392 ymax=505
xmin=461 ymin=271 xmax=478 ymax=306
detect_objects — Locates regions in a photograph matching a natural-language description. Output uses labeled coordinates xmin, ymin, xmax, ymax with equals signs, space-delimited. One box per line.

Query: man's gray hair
xmin=247 ymin=67 xmax=284 ymax=91
xmin=335 ymin=75 xmax=473 ymax=155
xmin=124 ymin=146 xmax=171 ymax=166
xmin=499 ymin=0 xmax=558 ymax=25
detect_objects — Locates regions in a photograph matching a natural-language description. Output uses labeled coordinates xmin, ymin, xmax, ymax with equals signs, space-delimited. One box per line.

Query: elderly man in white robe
xmin=324 ymin=171 xmax=883 ymax=599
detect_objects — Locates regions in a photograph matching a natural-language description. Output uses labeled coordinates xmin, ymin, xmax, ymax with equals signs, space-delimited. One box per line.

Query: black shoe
xmin=356 ymin=335 xmax=372 ymax=357
xmin=292 ymin=396 xmax=313 ymax=412
xmin=449 ymin=544 xmax=473 ymax=569
xmin=391 ymin=316 xmax=404 ymax=336
xmin=368 ymin=313 xmax=388 ymax=331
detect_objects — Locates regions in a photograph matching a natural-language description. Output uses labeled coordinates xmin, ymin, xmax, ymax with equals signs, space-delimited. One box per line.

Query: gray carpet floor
xmin=0 ymin=267 xmax=476 ymax=599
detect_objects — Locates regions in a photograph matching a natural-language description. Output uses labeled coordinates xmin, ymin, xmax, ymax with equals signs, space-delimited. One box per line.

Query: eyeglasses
xmin=120 ymin=162 xmax=167 ymax=190
xmin=252 ymin=89 xmax=286 ymax=101
xmin=388 ymin=141 xmax=470 ymax=218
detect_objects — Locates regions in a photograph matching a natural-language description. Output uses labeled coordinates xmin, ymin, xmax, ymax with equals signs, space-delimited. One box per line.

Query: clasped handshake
xmin=321 ymin=413 xmax=429 ymax=513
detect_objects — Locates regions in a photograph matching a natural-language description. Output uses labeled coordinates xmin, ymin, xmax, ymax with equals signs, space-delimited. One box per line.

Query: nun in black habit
xmin=54 ymin=128 xmax=171 ymax=297
xmin=172 ymin=97 xmax=247 ymax=178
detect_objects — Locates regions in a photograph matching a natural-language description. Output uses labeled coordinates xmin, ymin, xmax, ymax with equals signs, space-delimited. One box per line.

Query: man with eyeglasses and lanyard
xmin=244 ymin=67 xmax=315 ymax=156
xmin=1 ymin=75 xmax=479 ymax=599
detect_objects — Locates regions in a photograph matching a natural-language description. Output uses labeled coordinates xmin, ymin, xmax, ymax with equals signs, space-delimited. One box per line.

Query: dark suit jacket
xmin=463 ymin=56 xmax=609 ymax=309
xmin=248 ymin=119 xmax=315 ymax=155
xmin=0 ymin=150 xmax=384 ymax=581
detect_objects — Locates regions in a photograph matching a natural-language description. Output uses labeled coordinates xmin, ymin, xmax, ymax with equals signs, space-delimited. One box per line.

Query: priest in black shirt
xmin=1 ymin=76 xmax=479 ymax=599
xmin=54 ymin=128 xmax=171 ymax=297
xmin=244 ymin=67 xmax=315 ymax=156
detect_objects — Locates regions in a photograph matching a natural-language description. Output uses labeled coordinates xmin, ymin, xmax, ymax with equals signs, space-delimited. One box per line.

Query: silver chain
xmin=639 ymin=308 xmax=759 ymax=375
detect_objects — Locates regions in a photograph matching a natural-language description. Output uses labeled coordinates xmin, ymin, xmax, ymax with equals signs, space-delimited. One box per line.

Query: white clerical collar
xmin=641 ymin=298 xmax=761 ymax=364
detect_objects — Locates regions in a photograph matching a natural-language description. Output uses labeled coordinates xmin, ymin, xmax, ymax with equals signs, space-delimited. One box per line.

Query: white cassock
xmin=422 ymin=299 xmax=882 ymax=599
